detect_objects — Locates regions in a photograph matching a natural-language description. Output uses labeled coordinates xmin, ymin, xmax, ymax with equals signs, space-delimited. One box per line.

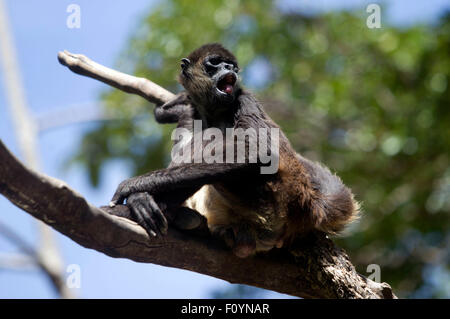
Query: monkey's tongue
xmin=218 ymin=73 xmax=236 ymax=94
xmin=223 ymin=84 xmax=233 ymax=94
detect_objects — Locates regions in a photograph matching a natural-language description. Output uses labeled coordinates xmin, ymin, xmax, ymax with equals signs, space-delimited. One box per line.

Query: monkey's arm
xmin=109 ymin=162 xmax=256 ymax=237
xmin=110 ymin=162 xmax=255 ymax=206
xmin=154 ymin=91 xmax=192 ymax=124
xmin=123 ymin=92 xmax=194 ymax=236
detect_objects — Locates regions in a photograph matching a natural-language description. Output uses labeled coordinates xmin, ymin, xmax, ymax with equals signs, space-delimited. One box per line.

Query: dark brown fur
xmin=115 ymin=43 xmax=360 ymax=258
xmin=173 ymin=44 xmax=360 ymax=256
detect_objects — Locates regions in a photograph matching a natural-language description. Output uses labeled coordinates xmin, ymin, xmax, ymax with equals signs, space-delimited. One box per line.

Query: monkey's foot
xmin=168 ymin=206 xmax=207 ymax=230
xmin=214 ymin=224 xmax=257 ymax=258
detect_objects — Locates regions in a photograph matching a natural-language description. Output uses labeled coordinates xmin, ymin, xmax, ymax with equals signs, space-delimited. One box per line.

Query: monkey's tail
xmin=297 ymin=155 xmax=361 ymax=234
xmin=313 ymin=184 xmax=361 ymax=234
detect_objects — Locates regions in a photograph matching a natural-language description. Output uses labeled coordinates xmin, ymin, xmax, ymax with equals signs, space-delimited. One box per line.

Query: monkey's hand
xmin=125 ymin=192 xmax=168 ymax=237
xmin=109 ymin=177 xmax=137 ymax=207
xmin=154 ymin=91 xmax=192 ymax=124
xmin=109 ymin=179 xmax=168 ymax=237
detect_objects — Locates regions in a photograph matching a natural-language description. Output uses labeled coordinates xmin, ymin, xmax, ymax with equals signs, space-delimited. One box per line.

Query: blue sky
xmin=0 ymin=0 xmax=449 ymax=298
xmin=279 ymin=0 xmax=450 ymax=26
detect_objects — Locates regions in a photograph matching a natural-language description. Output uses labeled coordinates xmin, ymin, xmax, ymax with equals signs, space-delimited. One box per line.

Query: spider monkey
xmin=110 ymin=43 xmax=359 ymax=258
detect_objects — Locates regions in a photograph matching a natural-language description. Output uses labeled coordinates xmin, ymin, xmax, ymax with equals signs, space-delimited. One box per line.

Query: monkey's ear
xmin=181 ymin=58 xmax=191 ymax=69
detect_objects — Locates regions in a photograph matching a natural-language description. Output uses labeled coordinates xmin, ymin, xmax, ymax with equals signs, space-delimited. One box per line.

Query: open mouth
xmin=216 ymin=72 xmax=237 ymax=95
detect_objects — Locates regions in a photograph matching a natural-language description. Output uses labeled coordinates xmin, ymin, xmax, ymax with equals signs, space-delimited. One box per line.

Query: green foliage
xmin=74 ymin=0 xmax=450 ymax=298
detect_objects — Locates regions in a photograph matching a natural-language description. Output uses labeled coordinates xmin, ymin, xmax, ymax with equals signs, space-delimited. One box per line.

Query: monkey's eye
xmin=204 ymin=57 xmax=221 ymax=73
xmin=208 ymin=57 xmax=221 ymax=66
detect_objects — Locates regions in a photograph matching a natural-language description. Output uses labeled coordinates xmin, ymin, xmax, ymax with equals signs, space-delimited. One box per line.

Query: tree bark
xmin=0 ymin=51 xmax=397 ymax=298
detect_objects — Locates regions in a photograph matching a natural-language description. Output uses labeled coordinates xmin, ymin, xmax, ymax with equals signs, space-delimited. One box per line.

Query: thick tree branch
xmin=0 ymin=140 xmax=395 ymax=298
xmin=0 ymin=51 xmax=397 ymax=298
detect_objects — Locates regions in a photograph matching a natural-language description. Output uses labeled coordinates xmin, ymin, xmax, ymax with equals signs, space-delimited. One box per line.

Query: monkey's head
xmin=178 ymin=43 xmax=240 ymax=108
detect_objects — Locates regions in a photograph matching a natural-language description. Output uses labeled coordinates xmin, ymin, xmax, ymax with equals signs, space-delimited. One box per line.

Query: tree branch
xmin=0 ymin=140 xmax=395 ymax=298
xmin=0 ymin=51 xmax=397 ymax=298
xmin=57 ymin=51 xmax=174 ymax=105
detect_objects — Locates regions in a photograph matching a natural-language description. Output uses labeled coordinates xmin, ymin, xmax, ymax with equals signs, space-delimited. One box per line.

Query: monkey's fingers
xmin=147 ymin=195 xmax=168 ymax=235
xmin=136 ymin=195 xmax=166 ymax=236
xmin=127 ymin=201 xmax=157 ymax=237
xmin=126 ymin=192 xmax=167 ymax=237
xmin=110 ymin=188 xmax=128 ymax=206
xmin=137 ymin=206 xmax=159 ymax=237
xmin=109 ymin=197 xmax=124 ymax=207
xmin=110 ymin=178 xmax=138 ymax=207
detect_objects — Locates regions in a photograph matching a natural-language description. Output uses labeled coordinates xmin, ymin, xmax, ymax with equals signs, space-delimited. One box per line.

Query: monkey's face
xmin=203 ymin=55 xmax=239 ymax=102
xmin=178 ymin=45 xmax=240 ymax=108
